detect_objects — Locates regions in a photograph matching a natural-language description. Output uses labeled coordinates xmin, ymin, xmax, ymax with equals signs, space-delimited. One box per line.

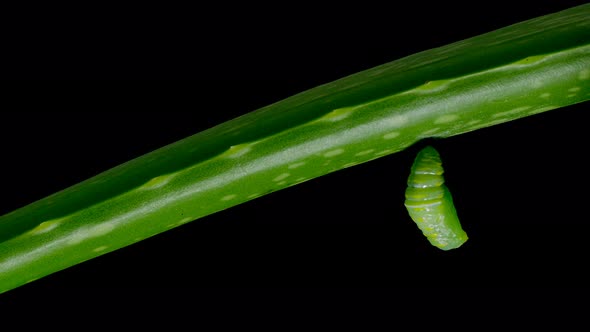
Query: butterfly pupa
xmin=404 ymin=146 xmax=468 ymax=250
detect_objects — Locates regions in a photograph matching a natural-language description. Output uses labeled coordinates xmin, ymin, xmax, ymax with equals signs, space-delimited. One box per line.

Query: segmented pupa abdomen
xmin=404 ymin=146 xmax=468 ymax=250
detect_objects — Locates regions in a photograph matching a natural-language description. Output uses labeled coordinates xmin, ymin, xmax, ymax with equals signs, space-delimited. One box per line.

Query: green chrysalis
xmin=404 ymin=146 xmax=468 ymax=250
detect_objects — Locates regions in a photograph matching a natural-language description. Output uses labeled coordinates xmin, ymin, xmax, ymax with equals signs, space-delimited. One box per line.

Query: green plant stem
xmin=0 ymin=4 xmax=589 ymax=293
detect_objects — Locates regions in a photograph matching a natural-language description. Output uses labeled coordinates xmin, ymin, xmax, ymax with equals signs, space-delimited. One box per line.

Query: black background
xmin=1 ymin=0 xmax=590 ymax=315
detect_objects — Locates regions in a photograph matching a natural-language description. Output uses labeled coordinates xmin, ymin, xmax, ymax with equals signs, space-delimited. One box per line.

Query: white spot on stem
xmin=140 ymin=174 xmax=175 ymax=190
xmin=28 ymin=219 xmax=63 ymax=235
xmin=179 ymin=217 xmax=193 ymax=224
xmin=492 ymin=106 xmax=531 ymax=118
xmin=343 ymin=162 xmax=360 ymax=168
xmin=434 ymin=114 xmax=459 ymax=124
xmin=273 ymin=173 xmax=290 ymax=182
xmin=317 ymin=107 xmax=355 ymax=122
xmin=221 ymin=194 xmax=237 ymax=201
xmin=67 ymin=223 xmax=116 ymax=245
xmin=355 ymin=149 xmax=375 ymax=156
xmin=223 ymin=144 xmax=252 ymax=158
xmin=288 ymin=162 xmax=306 ymax=169
xmin=383 ymin=132 xmax=400 ymax=140
xmin=421 ymin=127 xmax=441 ymax=136
xmin=323 ymin=149 xmax=344 ymax=157
xmin=93 ymin=246 xmax=109 ymax=253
